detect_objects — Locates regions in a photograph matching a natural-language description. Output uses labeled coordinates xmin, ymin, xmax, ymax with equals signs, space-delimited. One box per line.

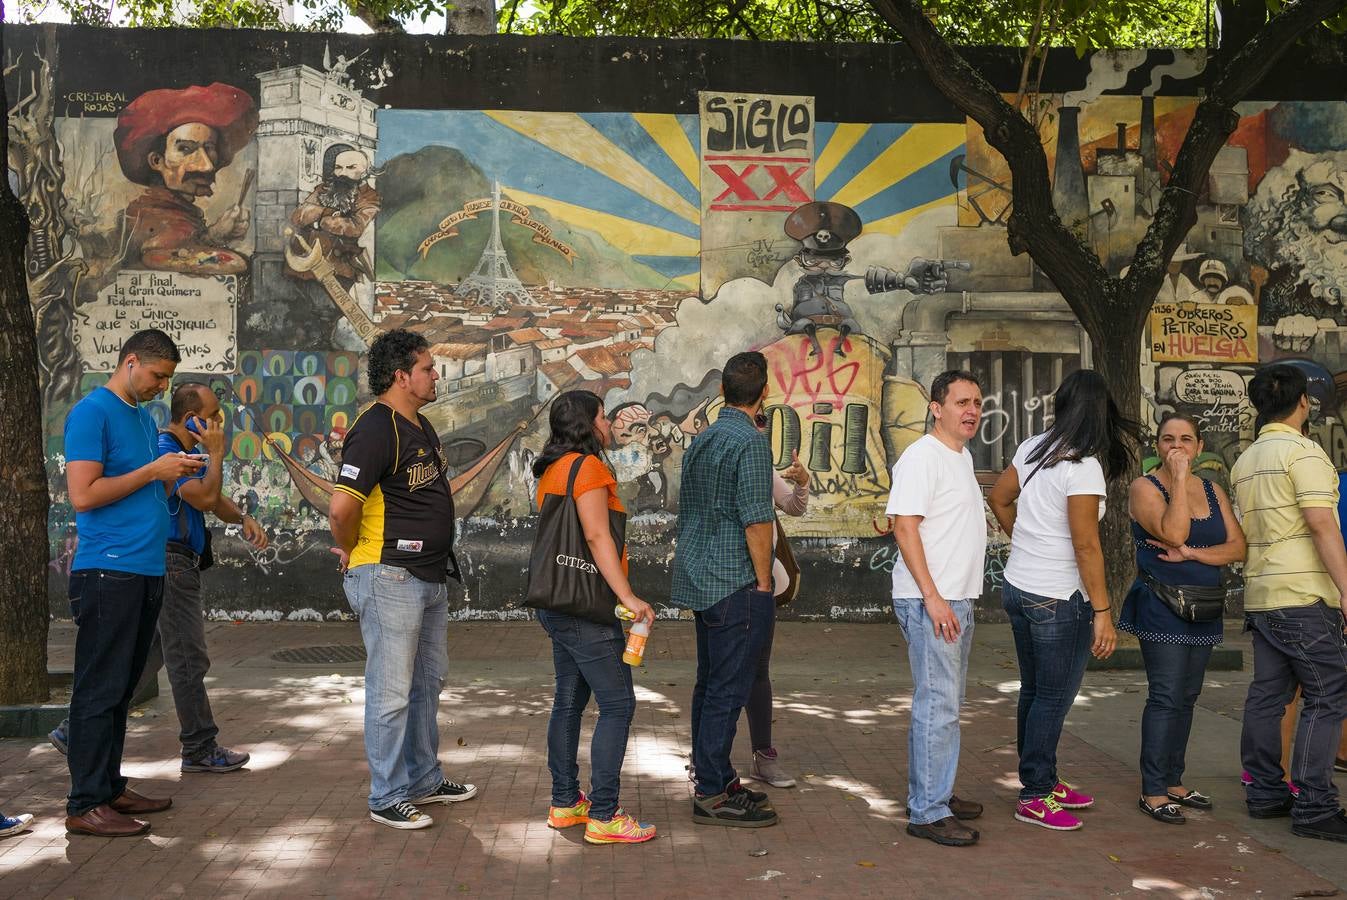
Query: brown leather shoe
xmin=110 ymin=789 xmax=172 ymax=815
xmin=65 ymin=804 xmax=150 ymax=837
xmin=949 ymin=795 xmax=984 ymax=821
xmin=906 ymin=815 xmax=979 ymax=846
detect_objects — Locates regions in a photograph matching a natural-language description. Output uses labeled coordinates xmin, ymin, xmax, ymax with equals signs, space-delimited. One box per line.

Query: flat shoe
xmin=1139 ymin=798 xmax=1185 ymax=825
xmin=1167 ymin=790 xmax=1212 ymax=810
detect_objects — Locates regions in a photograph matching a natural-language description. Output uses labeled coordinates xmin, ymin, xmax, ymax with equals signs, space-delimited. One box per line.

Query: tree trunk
xmin=0 ymin=1 xmax=52 ymax=705
xmin=1091 ymin=325 xmax=1144 ymax=613
xmin=445 ymin=0 xmax=496 ymax=34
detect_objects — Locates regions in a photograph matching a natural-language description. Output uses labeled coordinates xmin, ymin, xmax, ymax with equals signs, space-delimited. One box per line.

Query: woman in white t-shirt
xmin=988 ymin=369 xmax=1137 ymax=833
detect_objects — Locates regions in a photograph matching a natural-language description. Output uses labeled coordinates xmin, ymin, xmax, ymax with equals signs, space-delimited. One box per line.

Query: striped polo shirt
xmin=1230 ymin=422 xmax=1340 ymax=611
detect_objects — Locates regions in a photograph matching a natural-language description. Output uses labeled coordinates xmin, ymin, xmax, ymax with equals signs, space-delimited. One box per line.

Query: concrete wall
xmin=10 ymin=26 xmax=1347 ymax=621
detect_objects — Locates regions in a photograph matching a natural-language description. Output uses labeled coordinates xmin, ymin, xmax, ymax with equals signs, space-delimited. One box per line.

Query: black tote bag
xmin=524 ymin=455 xmax=626 ymax=625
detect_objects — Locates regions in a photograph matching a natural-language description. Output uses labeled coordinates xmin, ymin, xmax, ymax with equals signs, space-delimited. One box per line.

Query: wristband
xmin=1091 ymin=605 xmax=1111 ymax=614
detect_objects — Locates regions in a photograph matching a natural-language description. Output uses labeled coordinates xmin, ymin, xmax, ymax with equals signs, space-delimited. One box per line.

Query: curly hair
xmin=1244 ymin=150 xmax=1347 ymax=305
xmin=367 ymin=329 xmax=429 ymax=396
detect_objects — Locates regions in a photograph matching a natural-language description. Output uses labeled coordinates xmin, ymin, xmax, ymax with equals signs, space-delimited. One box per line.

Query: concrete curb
xmin=0 ymin=670 xmax=158 ymax=739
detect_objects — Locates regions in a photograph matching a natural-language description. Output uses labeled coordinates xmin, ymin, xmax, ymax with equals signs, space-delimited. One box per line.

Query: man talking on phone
xmin=155 ymin=382 xmax=268 ymax=773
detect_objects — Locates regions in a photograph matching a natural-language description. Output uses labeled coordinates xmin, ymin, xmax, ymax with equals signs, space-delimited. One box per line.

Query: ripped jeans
xmin=1002 ymin=581 xmax=1094 ymax=802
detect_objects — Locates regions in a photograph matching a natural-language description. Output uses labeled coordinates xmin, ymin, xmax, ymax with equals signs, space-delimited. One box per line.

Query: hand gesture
xmin=330 ymin=546 xmax=350 ymax=573
xmin=782 ymin=449 xmax=809 ymax=488
xmin=240 ymin=515 xmax=269 ymax=550
xmin=924 ymin=594 xmax=961 ymax=644
xmin=1162 ymin=446 xmax=1190 ymax=482
xmin=211 ymin=204 xmax=250 ymax=243
xmin=901 ymin=258 xmax=949 ymax=295
xmin=619 ymin=595 xmax=655 ymax=625
xmin=1145 ymin=539 xmax=1187 ymax=563
xmin=1091 ymin=611 xmax=1116 ymax=659
xmin=151 ymin=451 xmax=205 ymax=481
xmin=1272 ymin=314 xmax=1323 ymax=353
xmin=197 ymin=416 xmax=226 ymax=457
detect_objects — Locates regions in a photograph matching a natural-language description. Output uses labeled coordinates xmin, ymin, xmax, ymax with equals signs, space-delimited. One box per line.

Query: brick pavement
xmin=1 ymin=620 xmax=1343 ymax=899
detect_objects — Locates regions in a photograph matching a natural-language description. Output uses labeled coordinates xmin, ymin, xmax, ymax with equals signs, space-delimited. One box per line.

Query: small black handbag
xmin=524 ymin=455 xmax=625 ymax=625
xmin=1140 ymin=570 xmax=1226 ymax=623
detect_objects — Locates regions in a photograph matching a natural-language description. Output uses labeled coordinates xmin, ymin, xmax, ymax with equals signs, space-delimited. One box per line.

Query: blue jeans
xmin=894 ymin=597 xmax=975 ymax=825
xmin=1139 ymin=639 xmax=1213 ymax=797
xmin=344 ymin=564 xmax=449 ymax=811
xmin=536 ymin=609 xmax=635 ymax=822
xmin=66 ymin=569 xmax=164 ymax=816
xmin=690 ymin=586 xmax=775 ymax=797
xmin=1002 ymin=581 xmax=1094 ymax=802
xmin=1241 ymin=602 xmax=1347 ymax=824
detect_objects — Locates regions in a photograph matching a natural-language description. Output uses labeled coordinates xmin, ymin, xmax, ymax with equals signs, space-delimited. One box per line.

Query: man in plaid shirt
xmin=672 ymin=351 xmax=780 ymax=828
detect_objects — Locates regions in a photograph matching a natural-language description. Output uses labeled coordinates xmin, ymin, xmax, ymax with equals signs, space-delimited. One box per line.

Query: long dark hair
xmin=1025 ymin=369 xmax=1139 ymax=482
xmin=532 ymin=390 xmax=607 ymax=477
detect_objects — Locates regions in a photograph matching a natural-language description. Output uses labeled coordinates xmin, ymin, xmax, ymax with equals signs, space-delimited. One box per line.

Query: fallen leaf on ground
xmin=1107 ymin=855 xmax=1120 ymax=862
xmin=857 ymin=861 xmax=876 ymax=868
xmin=129 ymin=710 xmax=144 ymax=718
xmin=457 ymin=737 xmax=466 ymax=746
xmin=749 ymin=849 xmax=768 ymax=857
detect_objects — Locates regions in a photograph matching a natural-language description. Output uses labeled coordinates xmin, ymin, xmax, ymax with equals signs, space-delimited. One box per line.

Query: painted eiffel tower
xmin=455 ymin=181 xmax=535 ymax=308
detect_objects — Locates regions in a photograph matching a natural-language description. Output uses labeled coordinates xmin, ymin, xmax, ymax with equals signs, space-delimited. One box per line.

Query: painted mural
xmin=9 ymin=32 xmax=1347 ymax=619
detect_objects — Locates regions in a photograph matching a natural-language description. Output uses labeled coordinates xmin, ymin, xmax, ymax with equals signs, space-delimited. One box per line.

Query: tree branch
xmin=868 ymin=0 xmax=1112 ymax=334
xmin=1013 ymin=0 xmax=1049 ymax=105
xmin=869 ymin=0 xmax=1347 ymax=339
xmin=350 ymin=1 xmax=405 ymax=32
xmin=1125 ymin=0 xmax=1347 ymax=308
xmin=503 ymin=0 xmax=522 ymax=32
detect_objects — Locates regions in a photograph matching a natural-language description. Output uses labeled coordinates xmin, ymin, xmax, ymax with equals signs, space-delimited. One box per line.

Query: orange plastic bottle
xmin=622 ymin=621 xmax=650 ymax=666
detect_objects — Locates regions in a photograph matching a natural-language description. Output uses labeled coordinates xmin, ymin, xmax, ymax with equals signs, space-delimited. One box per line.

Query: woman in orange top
xmin=533 ymin=390 xmax=657 ymax=845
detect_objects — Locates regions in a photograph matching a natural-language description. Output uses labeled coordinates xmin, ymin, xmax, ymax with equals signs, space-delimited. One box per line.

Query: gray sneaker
xmin=182 ymin=746 xmax=250 ymax=773
xmin=750 ymin=748 xmax=796 ymax=788
xmin=692 ymin=791 xmax=779 ymax=828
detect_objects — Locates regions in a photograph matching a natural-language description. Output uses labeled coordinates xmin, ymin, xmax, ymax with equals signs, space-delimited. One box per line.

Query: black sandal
xmin=1139 ymin=798 xmax=1186 ymax=824
xmin=1167 ymin=790 xmax=1213 ymax=810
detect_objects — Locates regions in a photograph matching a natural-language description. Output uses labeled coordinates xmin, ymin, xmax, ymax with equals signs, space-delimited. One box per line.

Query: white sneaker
xmin=369 ymin=800 xmax=433 ymax=830
xmin=750 ymin=749 xmax=797 ymax=788
xmin=0 ymin=813 xmax=33 ymax=838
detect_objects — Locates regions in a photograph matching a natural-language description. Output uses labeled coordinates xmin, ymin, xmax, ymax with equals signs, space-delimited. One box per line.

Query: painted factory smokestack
xmin=1052 ymin=106 xmax=1089 ymax=236
xmin=1140 ymin=96 xmax=1157 ymax=173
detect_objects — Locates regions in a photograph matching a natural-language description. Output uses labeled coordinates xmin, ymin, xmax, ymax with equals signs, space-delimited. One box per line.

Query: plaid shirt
xmin=671 ymin=407 xmax=775 ymax=610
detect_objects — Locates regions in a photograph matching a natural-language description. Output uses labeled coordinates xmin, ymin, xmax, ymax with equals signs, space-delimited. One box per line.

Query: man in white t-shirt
xmin=886 ymin=370 xmax=988 ymax=847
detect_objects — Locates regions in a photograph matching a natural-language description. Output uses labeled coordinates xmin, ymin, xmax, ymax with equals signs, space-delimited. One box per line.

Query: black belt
xmin=167 ymin=542 xmax=200 ymax=564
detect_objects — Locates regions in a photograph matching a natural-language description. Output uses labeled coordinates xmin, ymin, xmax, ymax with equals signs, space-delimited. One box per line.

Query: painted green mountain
xmin=375 ymin=145 xmax=672 ymax=290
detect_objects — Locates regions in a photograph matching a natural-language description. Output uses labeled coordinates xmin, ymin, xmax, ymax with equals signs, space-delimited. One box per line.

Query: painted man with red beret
xmin=114 ymin=83 xmax=258 ymax=276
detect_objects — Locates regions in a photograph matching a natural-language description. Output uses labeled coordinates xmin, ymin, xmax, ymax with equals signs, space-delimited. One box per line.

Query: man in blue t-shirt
xmin=154 ymin=382 xmax=268 ymax=773
xmin=62 ymin=329 xmax=204 ymax=838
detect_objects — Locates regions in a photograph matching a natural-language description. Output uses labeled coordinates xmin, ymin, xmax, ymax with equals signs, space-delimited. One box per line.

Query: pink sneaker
xmin=1016 ymin=797 xmax=1082 ymax=831
xmin=1050 ymin=781 xmax=1094 ymax=809
xmin=1240 ymin=770 xmax=1301 ymax=797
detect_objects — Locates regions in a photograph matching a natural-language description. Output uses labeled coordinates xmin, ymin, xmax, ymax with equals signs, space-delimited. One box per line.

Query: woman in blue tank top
xmin=1122 ymin=412 xmax=1246 ymax=824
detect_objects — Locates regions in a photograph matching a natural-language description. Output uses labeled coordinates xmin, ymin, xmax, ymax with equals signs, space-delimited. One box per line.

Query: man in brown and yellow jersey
xmin=329 ymin=329 xmax=476 ymax=830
